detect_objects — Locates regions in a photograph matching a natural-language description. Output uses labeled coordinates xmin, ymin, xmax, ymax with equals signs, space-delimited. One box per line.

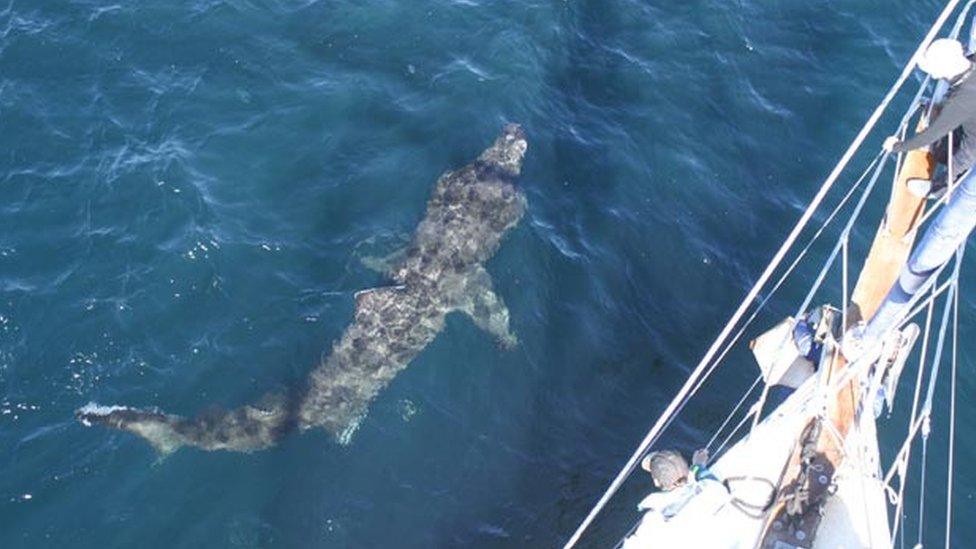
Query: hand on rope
xmin=884 ymin=135 xmax=901 ymax=153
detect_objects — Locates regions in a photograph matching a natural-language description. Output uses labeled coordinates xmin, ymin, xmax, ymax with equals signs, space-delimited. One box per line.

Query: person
xmin=635 ymin=449 xmax=725 ymax=522
xmin=641 ymin=450 xmax=690 ymax=492
xmin=883 ymin=38 xmax=976 ymax=198
xmin=792 ymin=308 xmax=824 ymax=364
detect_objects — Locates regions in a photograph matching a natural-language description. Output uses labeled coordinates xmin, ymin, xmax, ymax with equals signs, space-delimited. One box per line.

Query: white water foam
xmin=76 ymin=403 xmax=132 ymax=427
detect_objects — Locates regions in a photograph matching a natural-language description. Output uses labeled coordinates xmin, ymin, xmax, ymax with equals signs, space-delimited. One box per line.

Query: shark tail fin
xmin=76 ymin=403 xmax=187 ymax=455
xmin=76 ymin=396 xmax=294 ymax=454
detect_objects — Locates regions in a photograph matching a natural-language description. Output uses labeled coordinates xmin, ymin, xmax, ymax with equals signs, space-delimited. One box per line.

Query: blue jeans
xmin=865 ymin=165 xmax=976 ymax=342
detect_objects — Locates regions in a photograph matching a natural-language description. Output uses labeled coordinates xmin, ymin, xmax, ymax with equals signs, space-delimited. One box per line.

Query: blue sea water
xmin=1 ymin=0 xmax=973 ymax=547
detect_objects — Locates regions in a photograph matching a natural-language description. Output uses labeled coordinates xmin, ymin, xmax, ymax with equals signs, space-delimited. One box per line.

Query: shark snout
xmin=502 ymin=124 xmax=527 ymax=161
xmin=481 ymin=123 xmax=527 ymax=176
xmin=502 ymin=123 xmax=525 ymax=144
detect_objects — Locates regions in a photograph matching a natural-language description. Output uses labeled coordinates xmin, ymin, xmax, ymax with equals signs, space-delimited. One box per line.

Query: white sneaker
xmin=906 ymin=178 xmax=932 ymax=198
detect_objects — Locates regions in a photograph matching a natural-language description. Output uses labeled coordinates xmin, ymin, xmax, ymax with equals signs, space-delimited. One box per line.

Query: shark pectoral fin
xmin=456 ymin=266 xmax=518 ymax=349
xmin=356 ymin=233 xmax=411 ymax=278
xmin=359 ymin=247 xmax=408 ymax=278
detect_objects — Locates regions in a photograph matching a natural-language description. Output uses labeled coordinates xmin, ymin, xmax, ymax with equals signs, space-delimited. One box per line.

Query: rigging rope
xmin=562 ymin=3 xmax=962 ymax=545
xmin=820 ymin=257 xmax=958 ymax=416
xmin=661 ymin=152 xmax=887 ymax=455
xmin=916 ymin=247 xmax=961 ymax=545
xmin=705 ymin=374 xmax=761 ymax=453
xmin=748 ymin=151 xmax=889 ymax=431
xmin=702 ymin=151 xmax=884 ymax=444
xmin=893 ymin=271 xmax=955 ymax=329
xmin=712 ymin=401 xmax=758 ymax=459
xmin=944 ymin=264 xmax=959 ymax=549
xmin=920 ymin=254 xmax=961 ymax=423
xmin=940 ymin=140 xmax=961 ymax=549
xmin=890 ymin=284 xmax=935 ymax=547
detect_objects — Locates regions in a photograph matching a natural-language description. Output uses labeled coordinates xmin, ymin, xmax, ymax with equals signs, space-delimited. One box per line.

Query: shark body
xmin=77 ymin=124 xmax=528 ymax=453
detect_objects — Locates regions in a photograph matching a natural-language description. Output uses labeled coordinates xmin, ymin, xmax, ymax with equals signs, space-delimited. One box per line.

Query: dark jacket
xmin=893 ymin=63 xmax=976 ymax=157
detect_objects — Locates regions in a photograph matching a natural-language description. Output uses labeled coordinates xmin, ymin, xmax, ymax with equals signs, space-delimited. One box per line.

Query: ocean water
xmin=1 ymin=0 xmax=973 ymax=547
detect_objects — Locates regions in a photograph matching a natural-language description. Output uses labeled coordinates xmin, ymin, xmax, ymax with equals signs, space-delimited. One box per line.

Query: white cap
xmin=917 ymin=38 xmax=971 ymax=80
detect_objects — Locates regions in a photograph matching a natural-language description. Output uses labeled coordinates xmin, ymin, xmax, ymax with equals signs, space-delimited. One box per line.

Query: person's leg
xmin=921 ymin=170 xmax=948 ymax=198
xmin=863 ymin=167 xmax=976 ymax=344
xmin=947 ymin=133 xmax=976 ymax=183
xmin=932 ymin=135 xmax=950 ymax=165
xmin=908 ymin=133 xmax=975 ymax=198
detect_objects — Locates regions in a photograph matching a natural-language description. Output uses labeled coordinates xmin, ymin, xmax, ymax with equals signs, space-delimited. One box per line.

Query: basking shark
xmin=77 ymin=124 xmax=528 ymax=454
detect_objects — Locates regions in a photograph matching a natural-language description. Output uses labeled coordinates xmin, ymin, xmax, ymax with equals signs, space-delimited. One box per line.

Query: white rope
xmin=916 ymin=247 xmax=961 ymax=544
xmin=918 ymin=428 xmax=929 ymax=545
xmin=748 ymin=153 xmax=889 ymax=432
xmin=895 ymin=274 xmax=955 ymax=330
xmin=949 ymin=114 xmax=955 ymax=198
xmin=951 ymin=0 xmax=976 ymax=47
xmin=705 ymin=151 xmax=882 ymax=395
xmin=561 ymin=4 xmax=961 ymax=543
xmin=651 ymin=151 xmax=885 ymax=462
xmin=885 ymin=411 xmax=929 ymax=486
xmin=842 ymin=235 xmax=850 ymax=329
xmin=890 ymin=286 xmax=936 ymax=484
xmin=891 ymin=285 xmax=935 ymax=547
xmin=706 ymin=152 xmax=882 ymax=408
xmin=706 ymin=153 xmax=884 ymax=437
xmin=826 ymin=262 xmax=956 ymax=414
xmin=706 ymin=374 xmax=762 ymax=453
xmin=932 ymin=132 xmax=965 ymax=549
xmin=941 ymin=10 xmax=976 ymax=542
xmin=920 ymin=254 xmax=960 ymax=420
xmin=889 ymin=416 xmax=927 ymax=544
xmin=713 ymin=401 xmax=759 ymax=459
xmin=944 ymin=266 xmax=959 ymax=549
xmin=750 ymin=148 xmax=913 ymax=431
xmin=796 ymin=152 xmax=889 ymax=316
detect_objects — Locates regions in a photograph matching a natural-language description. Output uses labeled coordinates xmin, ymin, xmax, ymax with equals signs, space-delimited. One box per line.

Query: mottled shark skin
xmin=77 ymin=124 xmax=528 ymax=454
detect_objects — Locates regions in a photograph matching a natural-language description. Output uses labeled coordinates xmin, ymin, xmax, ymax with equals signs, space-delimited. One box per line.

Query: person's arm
xmin=893 ymin=89 xmax=970 ymax=152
